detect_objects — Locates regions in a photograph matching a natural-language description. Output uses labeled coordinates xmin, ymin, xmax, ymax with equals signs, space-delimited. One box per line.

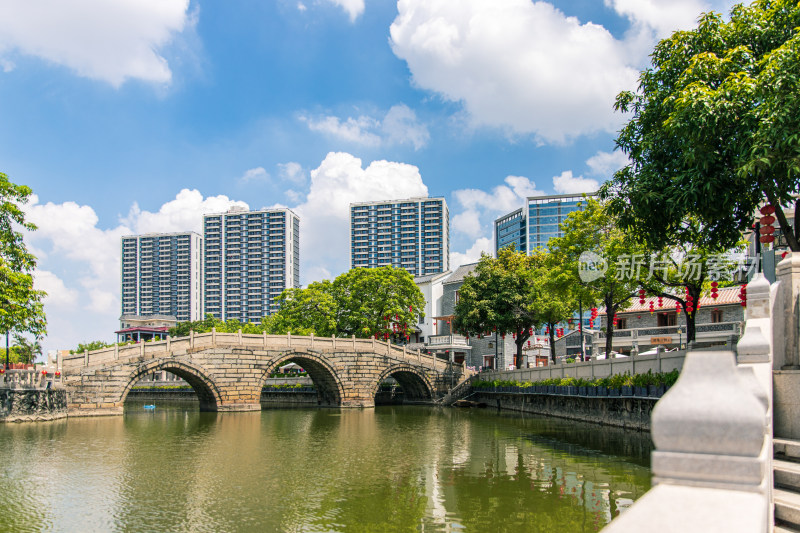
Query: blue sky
xmin=0 ymin=0 xmax=737 ymax=353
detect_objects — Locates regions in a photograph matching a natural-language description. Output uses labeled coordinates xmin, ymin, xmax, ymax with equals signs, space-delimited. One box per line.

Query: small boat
xmin=143 ymin=404 xmax=156 ymax=410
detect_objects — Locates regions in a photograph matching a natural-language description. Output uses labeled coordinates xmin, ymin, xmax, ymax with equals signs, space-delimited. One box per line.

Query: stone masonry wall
xmin=475 ymin=392 xmax=656 ymax=431
xmin=65 ymin=344 xmax=450 ymax=416
xmin=0 ymin=389 xmax=68 ymax=422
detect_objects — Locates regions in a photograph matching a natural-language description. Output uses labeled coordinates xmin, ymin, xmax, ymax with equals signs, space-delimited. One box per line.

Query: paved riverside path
xmin=62 ymin=330 xmax=465 ymax=415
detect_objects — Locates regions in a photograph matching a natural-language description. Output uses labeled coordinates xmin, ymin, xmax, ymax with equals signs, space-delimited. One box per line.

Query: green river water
xmin=0 ymin=403 xmax=651 ymax=532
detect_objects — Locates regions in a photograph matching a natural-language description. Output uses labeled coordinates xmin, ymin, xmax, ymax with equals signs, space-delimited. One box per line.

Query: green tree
xmin=604 ymin=0 xmax=800 ymax=251
xmin=71 ymin=340 xmax=111 ymax=353
xmin=547 ymin=198 xmax=643 ymax=357
xmin=538 ymin=253 xmax=577 ymax=363
xmin=331 ymin=266 xmax=424 ymax=339
xmin=266 ymin=281 xmax=337 ymax=336
xmin=12 ymin=333 xmax=42 ymax=364
xmin=453 ymin=247 xmax=544 ymax=368
xmin=0 ymin=172 xmax=46 ymax=367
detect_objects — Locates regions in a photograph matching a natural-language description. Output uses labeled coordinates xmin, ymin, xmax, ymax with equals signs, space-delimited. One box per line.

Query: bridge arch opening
xmin=121 ymin=362 xmax=222 ymax=412
xmin=261 ymin=353 xmax=343 ymax=407
xmin=373 ymin=366 xmax=433 ymax=404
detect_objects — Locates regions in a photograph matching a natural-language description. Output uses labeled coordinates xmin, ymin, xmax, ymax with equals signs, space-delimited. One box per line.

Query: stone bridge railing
xmin=61 ymin=330 xmax=456 ymax=376
xmin=0 ymin=369 xmax=62 ymax=390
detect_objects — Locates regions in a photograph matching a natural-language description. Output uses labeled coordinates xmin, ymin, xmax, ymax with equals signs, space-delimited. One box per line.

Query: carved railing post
xmin=189 ymin=329 xmax=194 ymax=349
xmin=84 ymin=349 xmax=88 ymax=367
xmin=332 ymin=335 xmax=336 ymax=350
xmin=287 ymin=331 xmax=291 ymax=348
xmin=352 ymin=335 xmax=356 ymax=350
xmin=237 ymin=328 xmax=242 ymax=344
xmin=310 ymin=333 xmax=314 ymax=350
xmin=166 ymin=335 xmax=171 ymax=353
xmin=212 ymin=327 xmax=216 ymax=346
xmin=114 ymin=344 xmax=119 ymax=361
xmin=263 ymin=330 xmax=268 ymax=349
xmin=605 ymin=346 xmax=769 ymax=532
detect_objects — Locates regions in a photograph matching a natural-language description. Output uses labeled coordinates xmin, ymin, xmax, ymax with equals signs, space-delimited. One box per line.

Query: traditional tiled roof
xmin=444 ymin=263 xmax=479 ymax=284
xmin=414 ymin=271 xmax=451 ymax=284
xmin=599 ymin=286 xmax=742 ymax=315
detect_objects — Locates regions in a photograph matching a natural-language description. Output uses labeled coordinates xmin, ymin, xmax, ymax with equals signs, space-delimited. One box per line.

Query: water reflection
xmin=0 ymin=404 xmax=650 ymax=532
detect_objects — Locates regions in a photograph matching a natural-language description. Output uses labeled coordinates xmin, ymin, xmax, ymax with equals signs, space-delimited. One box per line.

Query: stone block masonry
xmin=61 ymin=332 xmax=467 ymax=416
xmin=0 ymin=389 xmax=68 ymax=422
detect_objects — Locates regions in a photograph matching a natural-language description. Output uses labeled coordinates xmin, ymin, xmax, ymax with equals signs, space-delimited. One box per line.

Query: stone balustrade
xmin=603 ymin=272 xmax=774 ymax=532
xmin=0 ymin=368 xmax=62 ymax=390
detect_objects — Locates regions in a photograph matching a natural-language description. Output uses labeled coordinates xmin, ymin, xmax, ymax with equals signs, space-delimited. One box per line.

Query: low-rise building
xmin=594 ymin=287 xmax=744 ymax=355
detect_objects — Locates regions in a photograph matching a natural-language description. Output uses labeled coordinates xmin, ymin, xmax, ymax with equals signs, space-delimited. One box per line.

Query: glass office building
xmin=203 ymin=207 xmax=300 ymax=323
xmin=350 ymin=197 xmax=449 ymax=276
xmin=495 ymin=193 xmax=596 ymax=255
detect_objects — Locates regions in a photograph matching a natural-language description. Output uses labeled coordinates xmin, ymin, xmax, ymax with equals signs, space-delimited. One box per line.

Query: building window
xmin=657 ymin=312 xmax=677 ymax=327
xmin=616 ymin=317 xmax=628 ymax=330
xmin=711 ymin=309 xmax=723 ymax=323
xmin=454 ymin=290 xmax=460 ymax=305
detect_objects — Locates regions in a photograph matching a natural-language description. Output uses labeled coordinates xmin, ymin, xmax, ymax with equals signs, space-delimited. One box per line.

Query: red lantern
xmin=711 ymin=281 xmax=719 ymax=299
xmin=42 ymin=370 xmax=47 ymax=376
xmin=649 ymin=301 xmax=655 ymax=314
xmin=658 ymin=296 xmax=663 ymax=307
xmin=760 ymin=204 xmax=776 ymax=215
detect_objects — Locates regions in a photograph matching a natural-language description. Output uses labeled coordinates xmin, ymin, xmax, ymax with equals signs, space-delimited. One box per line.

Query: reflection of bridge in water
xmin=62 ymin=330 xmax=469 ymax=415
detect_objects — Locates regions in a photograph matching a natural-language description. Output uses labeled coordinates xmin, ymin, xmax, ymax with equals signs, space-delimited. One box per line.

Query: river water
xmin=0 ymin=403 xmax=651 ymax=532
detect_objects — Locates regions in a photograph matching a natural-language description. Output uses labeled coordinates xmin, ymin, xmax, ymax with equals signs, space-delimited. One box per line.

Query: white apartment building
xmin=120 ymin=232 xmax=203 ymax=324
xmin=203 ymin=206 xmax=300 ymax=323
xmin=350 ymin=197 xmax=449 ymax=276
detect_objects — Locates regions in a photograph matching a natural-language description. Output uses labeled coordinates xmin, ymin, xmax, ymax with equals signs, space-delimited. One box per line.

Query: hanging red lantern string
xmin=710 ymin=281 xmax=719 ymax=299
xmin=649 ymin=301 xmax=655 ymax=314
xmin=658 ymin=296 xmax=663 ymax=307
xmin=760 ymin=204 xmax=776 ymax=245
xmin=638 ymin=288 xmax=646 ymax=305
xmin=740 ymin=284 xmax=747 ymax=307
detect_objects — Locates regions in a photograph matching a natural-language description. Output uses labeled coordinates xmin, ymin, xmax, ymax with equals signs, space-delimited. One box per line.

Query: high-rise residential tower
xmin=350 ymin=197 xmax=449 ymax=276
xmin=494 ymin=193 xmax=597 ymax=255
xmin=203 ymin=206 xmax=300 ymax=323
xmin=120 ymin=232 xmax=203 ymax=323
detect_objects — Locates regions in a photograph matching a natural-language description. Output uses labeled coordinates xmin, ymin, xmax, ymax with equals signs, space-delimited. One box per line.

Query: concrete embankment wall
xmin=0 ymin=389 xmax=68 ymax=422
xmin=474 ymin=392 xmax=656 ymax=431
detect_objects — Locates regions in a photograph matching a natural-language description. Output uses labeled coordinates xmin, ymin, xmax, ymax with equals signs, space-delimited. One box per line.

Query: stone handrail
xmin=603 ymin=273 xmax=773 ymax=532
xmin=0 ymin=369 xmax=62 ymax=390
xmin=61 ymin=330 xmax=447 ymax=375
xmin=428 ymin=334 xmax=469 ymax=346
xmin=478 ymin=350 xmax=686 ymax=383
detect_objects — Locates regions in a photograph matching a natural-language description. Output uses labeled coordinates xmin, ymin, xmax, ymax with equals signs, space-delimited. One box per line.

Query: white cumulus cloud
xmin=0 ymin=0 xmax=193 ymax=86
xmin=34 ymin=270 xmax=79 ymax=308
xmin=552 ymin=171 xmax=600 ymax=194
xmin=239 ymin=167 xmax=271 ymax=184
xmin=390 ymin=0 xmax=640 ymax=143
xmin=451 ymin=175 xmax=543 ymax=238
xmin=295 ymin=152 xmax=428 ymax=283
xmin=278 ymin=162 xmax=306 ymax=184
xmin=450 ymin=237 xmax=493 ymax=271
xmin=123 ymin=189 xmax=248 ymax=235
xmin=301 ymin=104 xmax=430 ymax=150
xmin=389 ymin=0 xmax=740 ymax=144
xmin=326 ymin=0 xmax=365 ymax=22
xmin=586 ymin=150 xmax=630 ymax=177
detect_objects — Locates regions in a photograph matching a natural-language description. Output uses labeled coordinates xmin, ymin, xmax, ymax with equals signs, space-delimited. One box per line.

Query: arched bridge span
xmin=61 ymin=330 xmax=470 ymax=416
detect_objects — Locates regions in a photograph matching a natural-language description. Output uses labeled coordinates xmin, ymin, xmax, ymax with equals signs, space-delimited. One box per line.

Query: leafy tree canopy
xmin=453 ymin=247 xmax=546 ymax=368
xmin=547 ymin=198 xmax=644 ymax=356
xmin=170 ymin=267 xmax=425 ymax=340
xmin=602 ymin=0 xmax=800 ymax=250
xmin=0 ymin=172 xmax=46 ymax=354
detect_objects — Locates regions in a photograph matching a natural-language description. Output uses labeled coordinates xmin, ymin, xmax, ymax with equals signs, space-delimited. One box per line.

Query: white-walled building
xmin=413 ymin=271 xmax=451 ymax=344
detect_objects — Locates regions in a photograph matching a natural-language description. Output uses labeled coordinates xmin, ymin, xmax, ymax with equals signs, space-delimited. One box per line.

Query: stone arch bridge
xmin=62 ymin=330 xmax=470 ymax=416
